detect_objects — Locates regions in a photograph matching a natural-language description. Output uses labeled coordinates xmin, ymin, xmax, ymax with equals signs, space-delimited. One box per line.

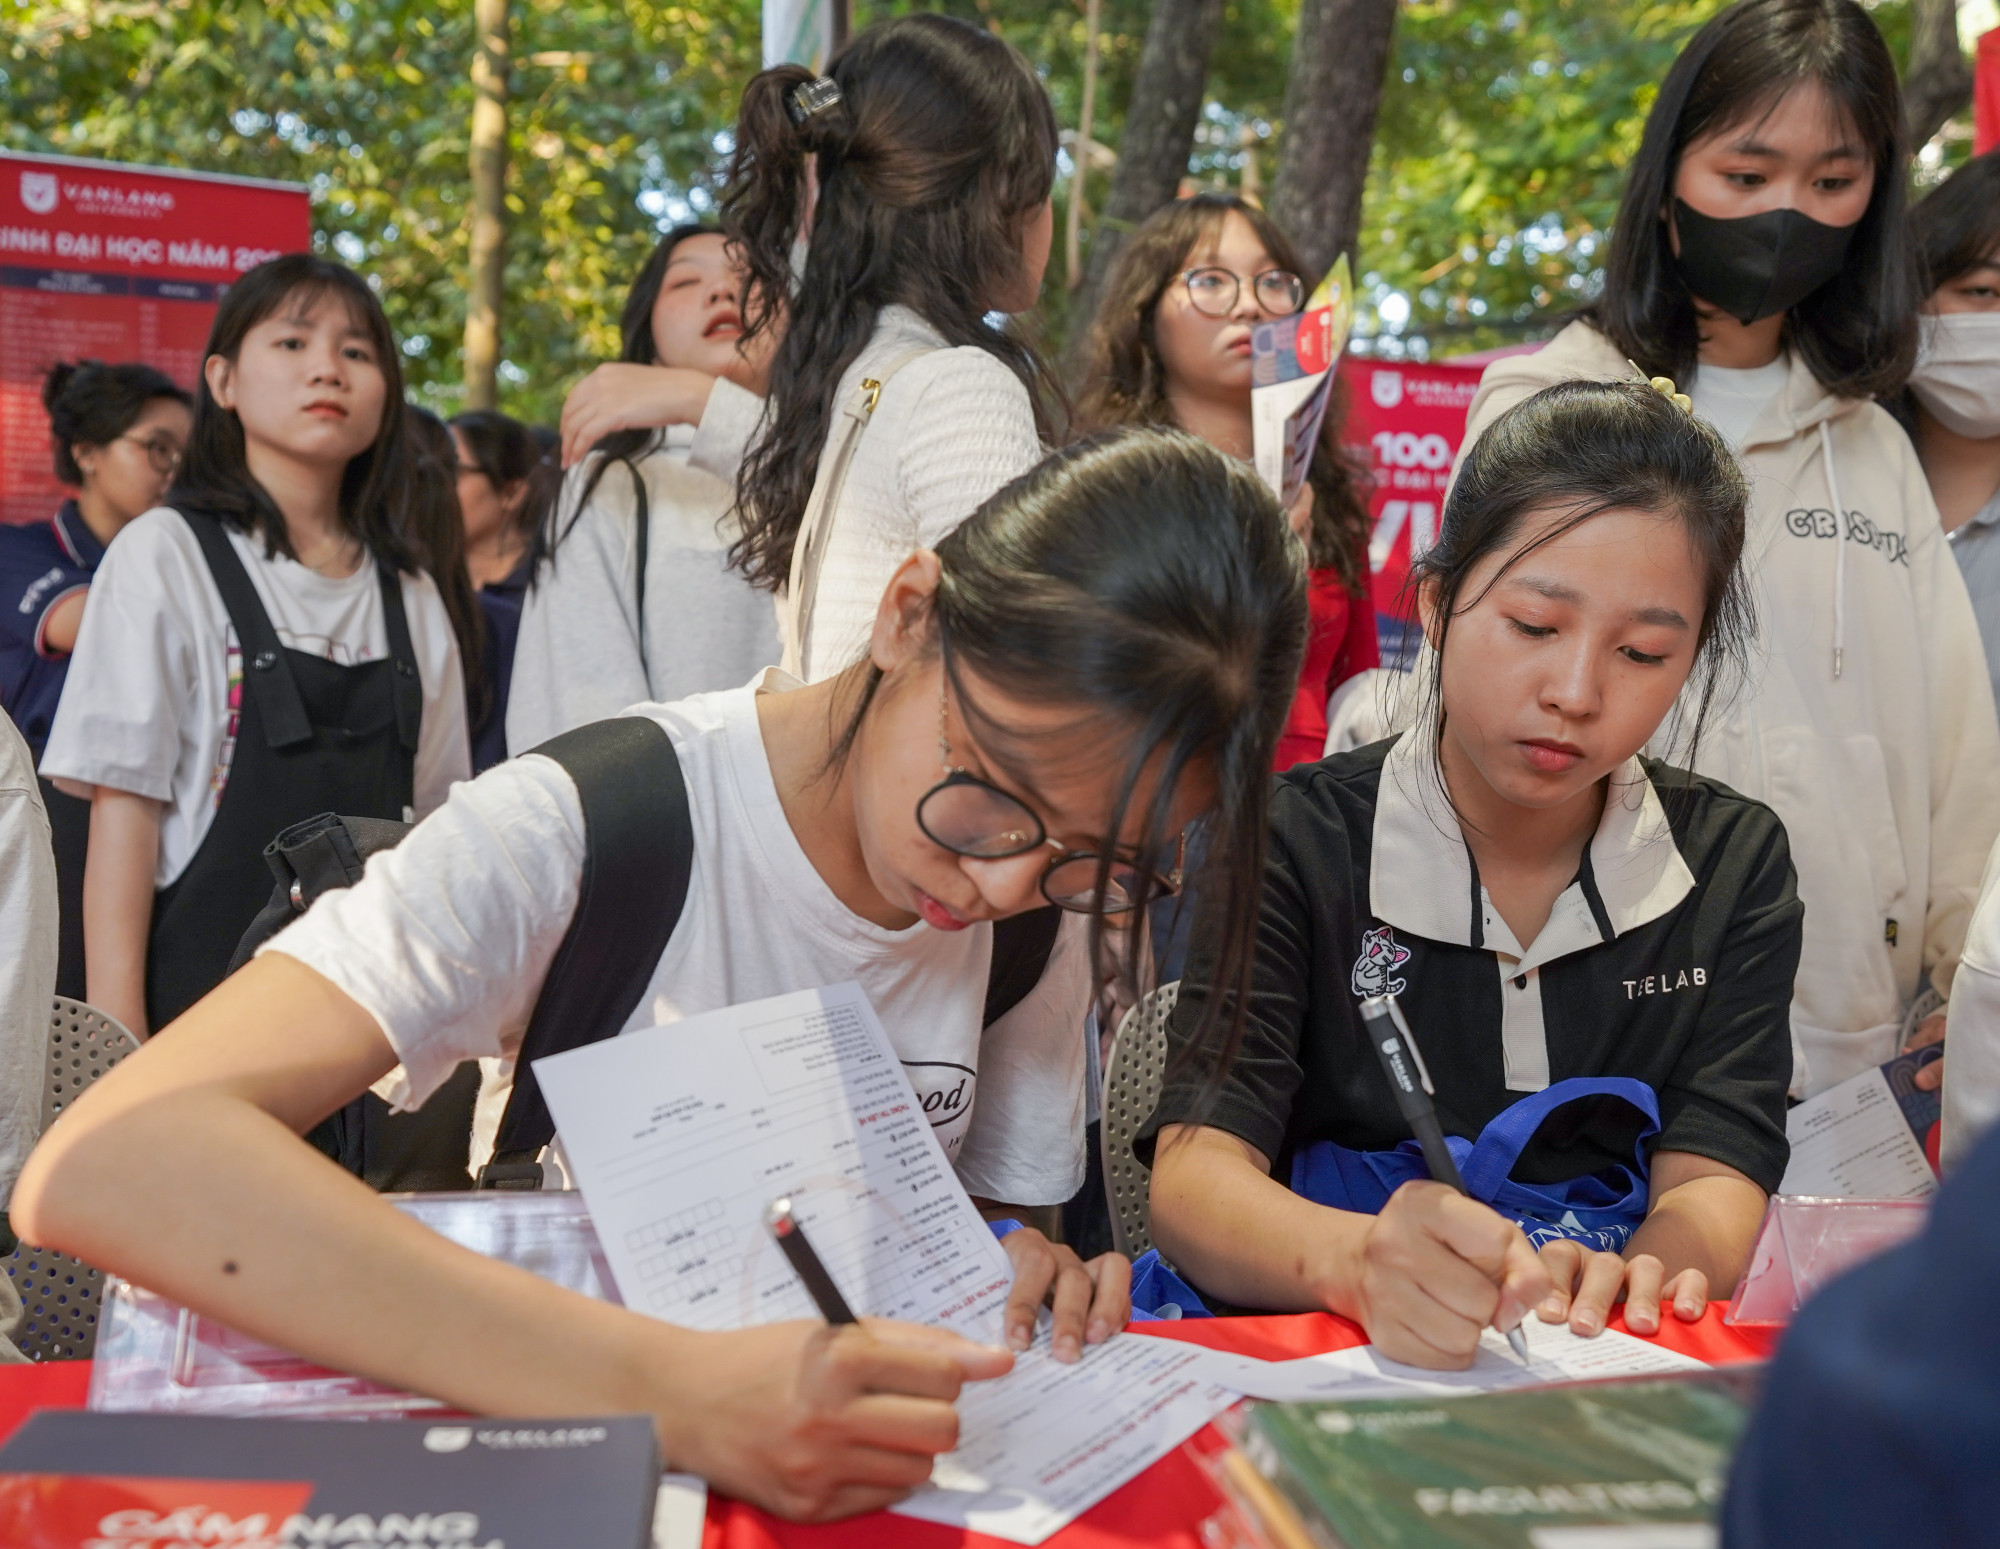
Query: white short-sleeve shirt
xmin=40 ymin=508 xmax=469 ymax=888
xmin=265 ymin=672 xmax=1091 ymax=1206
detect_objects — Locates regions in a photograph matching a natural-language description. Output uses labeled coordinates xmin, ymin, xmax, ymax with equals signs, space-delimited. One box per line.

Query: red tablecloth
xmin=0 ymin=1310 xmax=1774 ymax=1549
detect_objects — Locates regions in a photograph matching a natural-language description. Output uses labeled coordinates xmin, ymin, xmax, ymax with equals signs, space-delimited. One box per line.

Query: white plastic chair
xmin=4 ymin=997 xmax=140 ymax=1360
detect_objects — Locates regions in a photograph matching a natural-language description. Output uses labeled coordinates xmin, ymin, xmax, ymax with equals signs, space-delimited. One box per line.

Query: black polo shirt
xmin=1144 ymin=734 xmax=1800 ymax=1195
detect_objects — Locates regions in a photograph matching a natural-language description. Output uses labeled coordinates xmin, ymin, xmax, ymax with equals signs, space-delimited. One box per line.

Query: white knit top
xmin=788 ymin=305 xmax=1044 ymax=682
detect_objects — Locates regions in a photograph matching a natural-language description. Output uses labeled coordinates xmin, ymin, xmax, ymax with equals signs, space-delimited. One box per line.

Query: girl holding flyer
xmin=1077 ymin=194 xmax=1376 ymax=770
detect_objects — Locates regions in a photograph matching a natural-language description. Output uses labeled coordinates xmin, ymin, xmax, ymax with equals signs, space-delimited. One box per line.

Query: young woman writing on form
xmin=15 ymin=427 xmax=1305 ymax=1522
xmin=1145 ymin=381 xmax=1802 ymax=1367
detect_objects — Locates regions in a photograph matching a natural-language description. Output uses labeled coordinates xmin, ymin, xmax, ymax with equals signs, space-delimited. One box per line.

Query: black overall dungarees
xmin=145 ymin=511 xmax=421 ymax=1030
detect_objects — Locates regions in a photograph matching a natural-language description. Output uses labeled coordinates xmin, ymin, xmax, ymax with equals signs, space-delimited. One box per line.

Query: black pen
xmin=1359 ymin=993 xmax=1532 ymax=1365
xmin=764 ymin=1197 xmax=859 ymax=1325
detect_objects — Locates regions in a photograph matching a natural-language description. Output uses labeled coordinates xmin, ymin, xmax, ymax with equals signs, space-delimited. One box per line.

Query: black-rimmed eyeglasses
xmin=1179 ymin=266 xmax=1305 ymax=319
xmin=915 ymin=683 xmax=1184 ymax=916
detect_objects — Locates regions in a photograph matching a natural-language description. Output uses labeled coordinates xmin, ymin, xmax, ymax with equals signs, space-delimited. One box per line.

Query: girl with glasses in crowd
xmin=1147 ymin=380 xmax=1800 ymax=1365
xmin=723 ymin=12 xmax=1061 ymax=684
xmin=39 ymin=255 xmax=470 ymax=1040
xmin=1457 ymin=0 xmax=2000 ymax=1102
xmin=1 ymin=360 xmax=191 ymax=1002
xmin=1078 ymin=193 xmax=1378 ymax=772
xmin=16 ymin=426 xmax=1305 ymax=1522
xmin=508 ymin=224 xmax=782 ymax=752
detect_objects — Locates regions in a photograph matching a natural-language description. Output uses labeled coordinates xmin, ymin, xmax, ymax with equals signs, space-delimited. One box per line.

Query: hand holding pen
xmin=1359 ymin=994 xmax=1551 ymax=1368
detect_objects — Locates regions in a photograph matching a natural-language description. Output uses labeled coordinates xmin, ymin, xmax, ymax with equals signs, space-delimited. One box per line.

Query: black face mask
xmin=1671 ymin=198 xmax=1858 ymax=325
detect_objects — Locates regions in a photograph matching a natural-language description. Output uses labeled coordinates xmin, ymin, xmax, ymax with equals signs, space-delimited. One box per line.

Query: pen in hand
xmin=1359 ymin=994 xmax=1533 ymax=1366
xmin=765 ymin=1197 xmax=858 ymax=1325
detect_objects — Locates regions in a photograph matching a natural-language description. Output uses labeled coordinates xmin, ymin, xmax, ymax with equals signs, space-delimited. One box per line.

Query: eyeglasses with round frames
xmin=914 ymin=677 xmax=1184 ymax=916
xmin=1178 ymin=266 xmax=1306 ymax=319
xmin=116 ymin=435 xmax=185 ymax=476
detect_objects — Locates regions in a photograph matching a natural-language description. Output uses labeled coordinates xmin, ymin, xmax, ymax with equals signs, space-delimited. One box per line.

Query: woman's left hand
xmin=1534 ymin=1239 xmax=1708 ymax=1338
xmin=998 ymin=1228 xmax=1130 ymax=1363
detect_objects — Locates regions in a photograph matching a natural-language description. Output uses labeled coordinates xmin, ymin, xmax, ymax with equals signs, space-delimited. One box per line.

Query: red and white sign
xmin=1 ymin=152 xmax=311 ymax=524
xmin=1336 ymin=357 xmax=1485 ymax=626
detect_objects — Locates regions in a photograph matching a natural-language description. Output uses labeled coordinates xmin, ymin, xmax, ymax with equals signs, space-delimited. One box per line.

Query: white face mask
xmin=1911 ymin=312 xmax=2000 ymax=440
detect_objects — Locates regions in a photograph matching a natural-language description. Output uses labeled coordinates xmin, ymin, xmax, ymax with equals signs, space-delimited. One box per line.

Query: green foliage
xmin=2 ymin=0 xmax=1969 ymax=394
xmin=1 ymin=0 xmax=762 ymax=423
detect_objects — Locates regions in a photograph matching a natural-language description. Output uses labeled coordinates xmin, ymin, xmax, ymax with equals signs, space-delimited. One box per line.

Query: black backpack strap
xmin=984 ymin=905 xmax=1062 ymax=1027
xmin=477 ymin=715 xmax=692 ymax=1188
xmin=179 ymin=509 xmax=314 ymax=750
xmin=628 ymin=458 xmax=650 ymax=684
xmin=376 ymin=559 xmax=423 ymax=755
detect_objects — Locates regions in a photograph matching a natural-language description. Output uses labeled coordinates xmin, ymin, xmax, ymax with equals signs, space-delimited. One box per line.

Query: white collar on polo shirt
xmin=1370 ymin=728 xmax=1696 ymax=969
xmin=1369 ymin=729 xmax=1697 ymax=1092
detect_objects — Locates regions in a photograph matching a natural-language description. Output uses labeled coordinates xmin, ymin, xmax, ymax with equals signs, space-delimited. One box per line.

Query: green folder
xmin=1241 ymin=1369 xmax=1760 ymax=1549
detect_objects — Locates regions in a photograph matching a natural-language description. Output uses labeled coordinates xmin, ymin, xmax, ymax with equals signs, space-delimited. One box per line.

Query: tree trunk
xmin=1269 ymin=0 xmax=1399 ymax=282
xmin=1065 ymin=0 xmax=1103 ymax=291
xmin=462 ymin=0 xmax=510 ymax=411
xmin=1068 ymin=0 xmax=1225 ymax=350
xmin=1904 ymin=0 xmax=1973 ymax=151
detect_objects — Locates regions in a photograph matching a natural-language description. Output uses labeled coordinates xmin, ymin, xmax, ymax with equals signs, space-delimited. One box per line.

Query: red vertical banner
xmin=1 ymin=152 xmax=311 ymax=525
xmin=1336 ymin=357 xmax=1484 ymax=642
xmin=1977 ymin=27 xmax=2000 ymax=156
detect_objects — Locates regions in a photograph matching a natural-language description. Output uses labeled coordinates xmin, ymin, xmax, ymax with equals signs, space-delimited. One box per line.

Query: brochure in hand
xmin=0 ymin=1411 xmax=659 ymax=1549
xmin=1235 ymin=1368 xmax=1760 ymax=1549
xmin=1250 ymin=255 xmax=1355 ymax=512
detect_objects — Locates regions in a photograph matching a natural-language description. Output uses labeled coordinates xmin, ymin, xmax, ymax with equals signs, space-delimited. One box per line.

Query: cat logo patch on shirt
xmin=1352 ymin=925 xmax=1412 ymax=998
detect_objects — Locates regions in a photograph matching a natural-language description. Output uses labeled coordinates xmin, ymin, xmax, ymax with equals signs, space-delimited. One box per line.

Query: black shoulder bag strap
xmin=476 ymin=715 xmax=692 ymax=1188
xmin=627 ymin=458 xmax=651 ymax=683
xmin=180 ymin=510 xmax=314 ymax=750
xmin=375 ymin=558 xmax=423 ymax=755
xmin=984 ymin=906 xmax=1062 ymax=1027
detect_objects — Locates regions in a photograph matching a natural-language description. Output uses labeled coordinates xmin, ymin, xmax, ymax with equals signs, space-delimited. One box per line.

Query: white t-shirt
xmin=1689 ymin=356 xmax=1791 ymax=451
xmin=41 ymin=508 xmax=469 ymax=888
xmin=506 ymin=403 xmax=782 ymax=752
xmin=264 ymin=672 xmax=1092 ymax=1206
xmin=0 ymin=708 xmax=54 ymax=1207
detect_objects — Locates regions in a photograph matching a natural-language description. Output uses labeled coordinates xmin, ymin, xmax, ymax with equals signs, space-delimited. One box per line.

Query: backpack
xmin=229 ymin=715 xmax=1063 ymax=1191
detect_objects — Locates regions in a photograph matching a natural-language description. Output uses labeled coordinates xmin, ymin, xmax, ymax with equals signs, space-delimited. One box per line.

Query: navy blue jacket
xmin=0 ymin=502 xmax=103 ymax=750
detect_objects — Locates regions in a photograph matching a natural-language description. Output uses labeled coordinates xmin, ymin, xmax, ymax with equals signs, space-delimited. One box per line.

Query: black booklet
xmin=0 ymin=1411 xmax=659 ymax=1549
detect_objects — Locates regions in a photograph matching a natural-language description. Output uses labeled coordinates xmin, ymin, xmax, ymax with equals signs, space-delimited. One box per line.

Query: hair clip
xmin=787 ymin=76 xmax=844 ymax=126
xmin=1625 ymin=359 xmax=1693 ymax=415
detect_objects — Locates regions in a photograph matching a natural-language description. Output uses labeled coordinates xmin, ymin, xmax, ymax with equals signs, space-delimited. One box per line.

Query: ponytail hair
xmin=722 ymin=13 xmax=1062 ymax=590
xmin=42 ymin=359 xmax=188 ymax=485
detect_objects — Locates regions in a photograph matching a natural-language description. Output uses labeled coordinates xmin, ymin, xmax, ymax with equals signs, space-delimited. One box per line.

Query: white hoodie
xmin=1460 ymin=321 xmax=2000 ymax=1095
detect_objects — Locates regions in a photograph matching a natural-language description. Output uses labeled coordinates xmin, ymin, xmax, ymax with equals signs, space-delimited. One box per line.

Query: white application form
xmin=534 ymin=982 xmax=1014 ymax=1339
xmin=1183 ymin=1317 xmax=1707 ymax=1403
xmin=535 ymin=983 xmax=1234 ymax=1543
xmin=892 ymin=1335 xmax=1239 ymax=1543
xmin=1780 ymin=1062 xmax=1937 ymax=1199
